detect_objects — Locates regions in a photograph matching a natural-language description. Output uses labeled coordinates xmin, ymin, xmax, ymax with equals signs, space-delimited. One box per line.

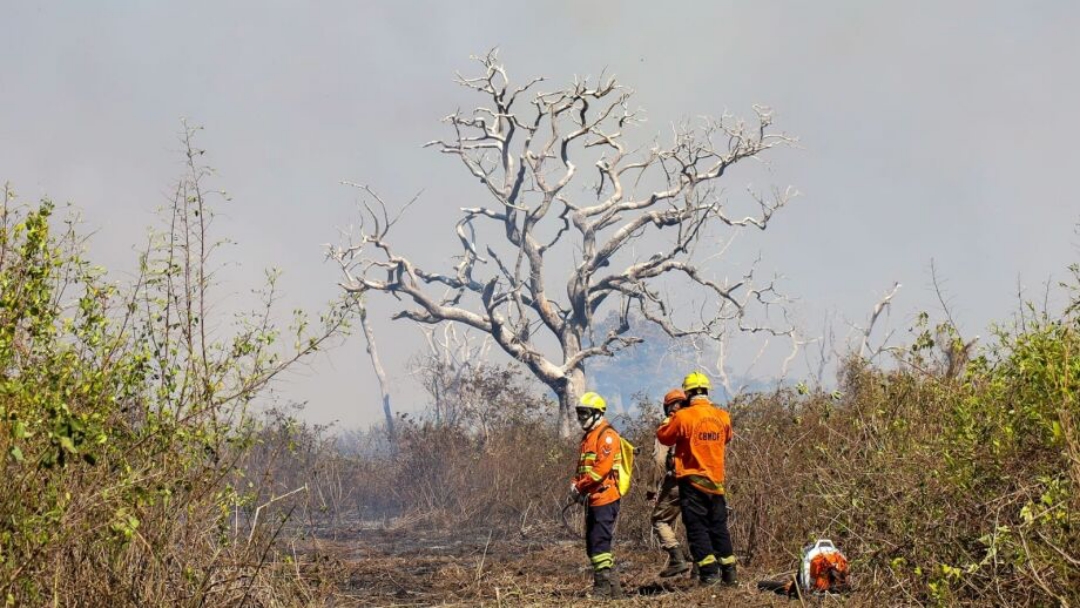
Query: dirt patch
xmin=297 ymin=531 xmax=867 ymax=607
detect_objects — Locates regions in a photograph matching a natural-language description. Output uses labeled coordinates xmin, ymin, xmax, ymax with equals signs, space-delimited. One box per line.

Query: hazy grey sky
xmin=3 ymin=1 xmax=1078 ymax=427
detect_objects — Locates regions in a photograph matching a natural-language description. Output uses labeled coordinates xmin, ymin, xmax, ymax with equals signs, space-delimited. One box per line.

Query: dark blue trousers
xmin=585 ymin=499 xmax=620 ymax=570
xmin=678 ymin=480 xmax=733 ymax=575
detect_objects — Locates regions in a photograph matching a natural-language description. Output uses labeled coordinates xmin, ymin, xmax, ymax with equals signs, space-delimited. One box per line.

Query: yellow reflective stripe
xmin=588 ymin=470 xmax=604 ymax=482
xmin=590 ymin=552 xmax=614 ymax=570
xmin=687 ymin=474 xmax=725 ymax=494
xmin=698 ymin=554 xmax=717 ymax=567
xmin=719 ymin=555 xmax=737 ymax=566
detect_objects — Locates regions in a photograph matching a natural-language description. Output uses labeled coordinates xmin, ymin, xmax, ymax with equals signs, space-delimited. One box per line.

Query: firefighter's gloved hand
xmin=569 ymin=485 xmax=586 ymax=505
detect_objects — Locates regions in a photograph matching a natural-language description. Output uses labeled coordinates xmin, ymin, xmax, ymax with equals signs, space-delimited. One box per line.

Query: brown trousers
xmin=650 ymin=474 xmax=682 ymax=549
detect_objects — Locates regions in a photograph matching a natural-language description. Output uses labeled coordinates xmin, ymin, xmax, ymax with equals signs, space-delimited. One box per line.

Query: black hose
xmin=560 ymin=500 xmax=584 ymax=539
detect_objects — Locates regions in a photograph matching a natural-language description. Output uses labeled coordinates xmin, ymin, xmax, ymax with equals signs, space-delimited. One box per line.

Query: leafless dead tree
xmin=703 ymin=323 xmax=806 ymax=398
xmin=330 ymin=51 xmax=798 ymax=436
xmin=857 ymin=281 xmax=902 ymax=360
xmin=357 ymin=297 xmax=396 ymax=448
xmin=421 ymin=325 xmax=491 ymax=424
xmin=929 ymin=260 xmax=978 ymax=378
xmin=807 ymin=310 xmax=838 ymax=385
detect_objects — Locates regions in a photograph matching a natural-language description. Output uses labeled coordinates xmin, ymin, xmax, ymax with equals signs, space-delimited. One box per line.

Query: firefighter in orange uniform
xmin=570 ymin=392 xmax=624 ymax=599
xmin=656 ymin=372 xmax=737 ymax=586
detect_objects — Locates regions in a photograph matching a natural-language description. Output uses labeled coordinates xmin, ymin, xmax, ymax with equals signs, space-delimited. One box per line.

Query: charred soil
xmin=300 ymin=529 xmax=869 ymax=607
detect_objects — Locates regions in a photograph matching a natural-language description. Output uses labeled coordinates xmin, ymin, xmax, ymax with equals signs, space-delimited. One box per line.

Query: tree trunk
xmin=557 ymin=367 xmax=586 ymax=439
xmin=359 ymin=301 xmax=396 ymax=452
xmin=380 ymin=392 xmax=395 ymax=452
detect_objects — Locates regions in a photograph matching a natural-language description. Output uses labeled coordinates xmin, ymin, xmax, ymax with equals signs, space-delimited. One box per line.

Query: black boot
xmin=699 ymin=564 xmax=721 ymax=586
xmin=591 ymin=568 xmax=620 ymax=599
xmin=659 ymin=546 xmax=691 ymax=578
xmin=591 ymin=568 xmax=624 ymax=599
xmin=720 ymin=563 xmax=738 ymax=587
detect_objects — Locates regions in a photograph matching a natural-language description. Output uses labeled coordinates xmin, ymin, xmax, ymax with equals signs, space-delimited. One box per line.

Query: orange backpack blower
xmin=757 ymin=539 xmax=851 ymax=597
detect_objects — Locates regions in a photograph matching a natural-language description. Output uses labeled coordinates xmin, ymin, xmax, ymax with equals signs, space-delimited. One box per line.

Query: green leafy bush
xmin=0 ymin=127 xmax=349 ymax=606
xmin=725 ymin=310 xmax=1080 ymax=606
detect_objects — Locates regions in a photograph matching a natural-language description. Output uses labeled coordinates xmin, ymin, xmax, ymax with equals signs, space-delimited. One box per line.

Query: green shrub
xmin=0 ymin=128 xmax=349 ymax=606
xmin=724 ymin=311 xmax=1080 ymax=606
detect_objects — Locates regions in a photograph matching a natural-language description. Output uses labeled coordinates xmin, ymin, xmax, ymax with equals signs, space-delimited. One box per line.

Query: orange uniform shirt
xmin=573 ymin=421 xmax=622 ymax=507
xmin=655 ymin=397 xmax=733 ymax=495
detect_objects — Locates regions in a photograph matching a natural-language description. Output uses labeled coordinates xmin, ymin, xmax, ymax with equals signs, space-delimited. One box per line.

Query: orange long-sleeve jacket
xmin=655 ymin=397 xmax=733 ymax=495
xmin=573 ymin=421 xmax=622 ymax=507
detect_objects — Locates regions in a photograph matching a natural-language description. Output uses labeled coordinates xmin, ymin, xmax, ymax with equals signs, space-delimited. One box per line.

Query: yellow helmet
xmin=578 ymin=392 xmax=608 ymax=412
xmin=682 ymin=371 xmax=711 ymax=392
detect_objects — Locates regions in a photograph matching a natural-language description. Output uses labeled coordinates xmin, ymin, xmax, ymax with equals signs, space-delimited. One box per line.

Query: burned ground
xmin=292 ymin=526 xmax=872 ymax=607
